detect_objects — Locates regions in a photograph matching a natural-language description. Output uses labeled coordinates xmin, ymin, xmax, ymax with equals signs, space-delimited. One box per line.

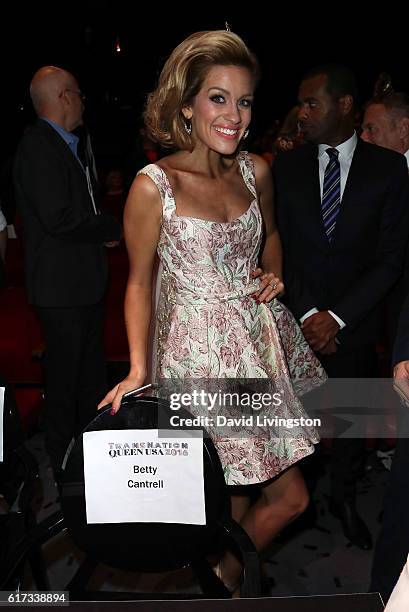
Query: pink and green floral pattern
xmin=138 ymin=153 xmax=325 ymax=485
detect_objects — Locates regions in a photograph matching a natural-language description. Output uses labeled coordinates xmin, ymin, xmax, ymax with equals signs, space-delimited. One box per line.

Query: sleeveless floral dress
xmin=138 ymin=152 xmax=325 ymax=485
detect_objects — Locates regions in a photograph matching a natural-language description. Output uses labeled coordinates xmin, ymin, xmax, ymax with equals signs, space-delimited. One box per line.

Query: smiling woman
xmin=97 ymin=29 xmax=326 ymax=595
xmin=180 ymin=64 xmax=253 ymax=162
xmin=144 ymin=30 xmax=260 ymax=152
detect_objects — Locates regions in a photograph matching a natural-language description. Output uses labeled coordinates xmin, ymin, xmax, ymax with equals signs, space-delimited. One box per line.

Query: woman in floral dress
xmin=99 ymin=30 xmax=325 ymax=590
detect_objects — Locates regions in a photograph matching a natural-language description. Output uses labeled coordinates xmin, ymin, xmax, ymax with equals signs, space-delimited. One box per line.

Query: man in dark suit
xmin=369 ymin=294 xmax=409 ymax=601
xmin=365 ymin=92 xmax=409 ymax=602
xmin=274 ymin=64 xmax=409 ymax=550
xmin=362 ymin=92 xmax=409 ymax=353
xmin=14 ymin=66 xmax=121 ymax=479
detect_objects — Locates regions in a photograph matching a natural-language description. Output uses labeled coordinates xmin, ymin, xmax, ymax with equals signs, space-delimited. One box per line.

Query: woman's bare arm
xmin=250 ymin=153 xmax=284 ymax=302
xmin=98 ymin=173 xmax=162 ymax=412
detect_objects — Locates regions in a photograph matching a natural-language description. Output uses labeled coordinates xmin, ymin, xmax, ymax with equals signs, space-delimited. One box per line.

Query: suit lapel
xmin=36 ymin=120 xmax=97 ymax=214
xmin=299 ymin=144 xmax=329 ymax=247
xmin=37 ymin=119 xmax=85 ymax=175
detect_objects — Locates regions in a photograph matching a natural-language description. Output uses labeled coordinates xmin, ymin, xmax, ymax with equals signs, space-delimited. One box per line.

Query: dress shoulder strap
xmin=237 ymin=151 xmax=258 ymax=199
xmin=137 ymin=163 xmax=176 ymax=217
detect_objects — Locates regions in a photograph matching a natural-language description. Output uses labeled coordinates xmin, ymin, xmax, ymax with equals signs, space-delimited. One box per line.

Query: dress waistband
xmin=169 ymin=280 xmax=261 ymax=306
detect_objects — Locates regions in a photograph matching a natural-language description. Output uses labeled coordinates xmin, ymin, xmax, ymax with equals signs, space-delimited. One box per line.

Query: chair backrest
xmin=0 ymin=373 xmax=24 ymax=461
xmin=0 ymin=373 xmax=37 ymax=513
xmin=61 ymin=395 xmax=229 ymax=572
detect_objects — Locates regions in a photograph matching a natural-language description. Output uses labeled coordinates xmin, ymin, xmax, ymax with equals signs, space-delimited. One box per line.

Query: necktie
xmin=321 ymin=148 xmax=341 ymax=241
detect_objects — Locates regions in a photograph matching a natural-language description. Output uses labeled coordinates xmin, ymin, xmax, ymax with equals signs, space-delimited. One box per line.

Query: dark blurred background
xmin=2 ymin=6 xmax=408 ymax=168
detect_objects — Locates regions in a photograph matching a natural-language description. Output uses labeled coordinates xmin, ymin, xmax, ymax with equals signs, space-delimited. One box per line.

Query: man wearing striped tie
xmin=274 ymin=64 xmax=409 ymax=550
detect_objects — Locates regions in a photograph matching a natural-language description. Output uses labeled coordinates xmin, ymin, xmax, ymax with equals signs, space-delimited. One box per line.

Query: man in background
xmin=14 ymin=66 xmax=121 ymax=482
xmin=361 ymin=91 xmax=409 ymax=165
xmin=362 ymin=91 xmax=409 ymax=603
xmin=274 ymin=64 xmax=409 ymax=551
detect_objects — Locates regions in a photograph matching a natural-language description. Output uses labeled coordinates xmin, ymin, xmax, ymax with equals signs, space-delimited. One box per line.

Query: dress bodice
xmin=139 ymin=152 xmax=262 ymax=306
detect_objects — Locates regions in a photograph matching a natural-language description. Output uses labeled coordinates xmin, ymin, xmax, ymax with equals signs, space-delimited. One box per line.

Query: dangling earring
xmin=184 ymin=119 xmax=192 ymax=135
xmin=242 ymin=128 xmax=249 ymax=140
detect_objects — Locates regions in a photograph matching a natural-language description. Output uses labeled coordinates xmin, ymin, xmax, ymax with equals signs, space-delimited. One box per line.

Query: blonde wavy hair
xmin=144 ymin=30 xmax=259 ymax=151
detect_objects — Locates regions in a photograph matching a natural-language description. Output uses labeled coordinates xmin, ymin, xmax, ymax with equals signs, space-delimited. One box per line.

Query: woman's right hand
xmin=97 ymin=373 xmax=146 ymax=415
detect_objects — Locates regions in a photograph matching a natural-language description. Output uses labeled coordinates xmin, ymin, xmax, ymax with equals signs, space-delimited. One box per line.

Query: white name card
xmin=0 ymin=387 xmax=4 ymax=462
xmin=83 ymin=429 xmax=205 ymax=525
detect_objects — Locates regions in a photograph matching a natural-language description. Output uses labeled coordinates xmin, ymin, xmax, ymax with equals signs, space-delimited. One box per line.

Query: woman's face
xmin=184 ymin=64 xmax=254 ymax=155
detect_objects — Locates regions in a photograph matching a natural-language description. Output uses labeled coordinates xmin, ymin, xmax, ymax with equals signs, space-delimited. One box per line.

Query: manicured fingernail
xmin=110 ymin=409 xmax=115 ymax=415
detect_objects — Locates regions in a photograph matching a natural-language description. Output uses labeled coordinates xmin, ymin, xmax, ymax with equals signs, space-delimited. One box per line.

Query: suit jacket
xmin=0 ymin=256 xmax=4 ymax=289
xmin=13 ymin=119 xmax=121 ymax=307
xmin=274 ymin=139 xmax=409 ymax=352
xmin=393 ymin=289 xmax=409 ymax=365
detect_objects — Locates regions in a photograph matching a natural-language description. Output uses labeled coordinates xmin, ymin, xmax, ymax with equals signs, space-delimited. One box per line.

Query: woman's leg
xmin=240 ymin=465 xmax=309 ymax=550
xmin=219 ymin=465 xmax=309 ymax=590
xmin=230 ymin=492 xmax=251 ymax=523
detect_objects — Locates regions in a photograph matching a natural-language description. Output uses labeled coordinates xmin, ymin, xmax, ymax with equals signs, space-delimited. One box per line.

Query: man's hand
xmin=319 ymin=338 xmax=338 ymax=355
xmin=393 ymin=360 xmax=409 ymax=406
xmin=301 ymin=311 xmax=340 ymax=352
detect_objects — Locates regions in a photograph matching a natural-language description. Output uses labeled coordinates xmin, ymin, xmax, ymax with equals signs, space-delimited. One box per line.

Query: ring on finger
xmin=270 ymin=281 xmax=278 ymax=290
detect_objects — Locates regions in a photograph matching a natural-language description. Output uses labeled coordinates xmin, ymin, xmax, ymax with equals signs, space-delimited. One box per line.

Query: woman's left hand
xmin=251 ymin=268 xmax=284 ymax=303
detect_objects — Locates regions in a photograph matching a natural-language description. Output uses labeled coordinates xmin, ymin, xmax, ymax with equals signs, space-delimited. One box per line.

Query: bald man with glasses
xmin=13 ymin=66 xmax=121 ymax=483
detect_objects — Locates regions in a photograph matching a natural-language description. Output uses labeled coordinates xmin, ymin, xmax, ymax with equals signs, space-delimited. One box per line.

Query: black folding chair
xmin=1 ymin=393 xmax=261 ymax=600
xmin=0 ymin=374 xmax=45 ymax=590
